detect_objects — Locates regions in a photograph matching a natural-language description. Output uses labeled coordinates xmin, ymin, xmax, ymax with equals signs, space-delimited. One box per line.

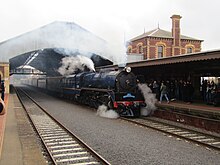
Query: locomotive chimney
xmin=118 ymin=63 xmax=126 ymax=71
xmin=171 ymin=14 xmax=182 ymax=55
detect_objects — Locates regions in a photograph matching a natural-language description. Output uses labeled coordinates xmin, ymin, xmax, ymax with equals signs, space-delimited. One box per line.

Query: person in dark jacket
xmin=188 ymin=81 xmax=194 ymax=103
xmin=1 ymin=80 xmax=5 ymax=101
xmin=152 ymin=80 xmax=160 ymax=100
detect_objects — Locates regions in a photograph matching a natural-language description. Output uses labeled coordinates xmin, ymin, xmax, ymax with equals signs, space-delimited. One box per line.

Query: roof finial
xmin=158 ymin=22 xmax=160 ymax=29
xmin=144 ymin=27 xmax=145 ymax=33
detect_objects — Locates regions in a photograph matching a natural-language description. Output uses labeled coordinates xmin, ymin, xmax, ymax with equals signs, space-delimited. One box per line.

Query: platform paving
xmin=156 ymin=100 xmax=220 ymax=119
xmin=0 ymin=93 xmax=46 ymax=165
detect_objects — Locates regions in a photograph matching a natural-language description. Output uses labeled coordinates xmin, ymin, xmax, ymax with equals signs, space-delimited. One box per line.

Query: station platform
xmin=0 ymin=93 xmax=46 ymax=165
xmin=0 ymin=92 xmax=219 ymax=164
xmin=156 ymin=100 xmax=220 ymax=119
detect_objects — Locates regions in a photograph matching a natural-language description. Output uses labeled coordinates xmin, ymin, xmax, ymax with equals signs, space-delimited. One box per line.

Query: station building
xmin=127 ymin=15 xmax=203 ymax=60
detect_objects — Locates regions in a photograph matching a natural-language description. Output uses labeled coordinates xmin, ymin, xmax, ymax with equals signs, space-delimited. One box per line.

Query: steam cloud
xmin=0 ymin=21 xmax=128 ymax=66
xmin=96 ymin=84 xmax=157 ymax=118
xmin=58 ymin=55 xmax=95 ymax=75
xmin=96 ymin=105 xmax=119 ymax=119
xmin=138 ymin=83 xmax=157 ymax=116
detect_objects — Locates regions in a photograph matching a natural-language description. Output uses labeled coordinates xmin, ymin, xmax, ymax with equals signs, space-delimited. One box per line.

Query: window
xmin=158 ymin=46 xmax=163 ymax=58
xmin=128 ymin=48 xmax=132 ymax=53
xmin=138 ymin=45 xmax=143 ymax=54
xmin=187 ymin=47 xmax=193 ymax=53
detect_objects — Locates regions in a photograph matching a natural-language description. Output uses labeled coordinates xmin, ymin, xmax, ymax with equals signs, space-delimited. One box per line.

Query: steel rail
xmin=121 ymin=117 xmax=220 ymax=152
xmin=15 ymin=86 xmax=110 ymax=165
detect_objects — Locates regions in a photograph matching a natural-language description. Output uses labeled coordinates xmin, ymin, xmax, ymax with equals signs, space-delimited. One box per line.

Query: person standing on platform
xmin=152 ymin=80 xmax=160 ymax=100
xmin=0 ymin=97 xmax=5 ymax=115
xmin=159 ymin=82 xmax=170 ymax=104
xmin=187 ymin=81 xmax=194 ymax=103
xmin=201 ymin=80 xmax=207 ymax=102
xmin=1 ymin=80 xmax=5 ymax=101
xmin=206 ymin=81 xmax=212 ymax=104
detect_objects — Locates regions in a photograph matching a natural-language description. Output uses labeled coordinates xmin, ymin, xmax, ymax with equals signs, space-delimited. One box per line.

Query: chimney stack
xmin=171 ymin=15 xmax=182 ymax=46
xmin=171 ymin=15 xmax=182 ymax=55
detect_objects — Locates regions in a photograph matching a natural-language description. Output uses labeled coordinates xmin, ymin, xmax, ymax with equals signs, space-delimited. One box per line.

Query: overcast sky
xmin=1 ymin=0 xmax=220 ymax=51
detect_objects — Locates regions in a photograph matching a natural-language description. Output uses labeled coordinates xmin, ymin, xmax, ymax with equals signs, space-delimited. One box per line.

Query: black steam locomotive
xmin=31 ymin=67 xmax=146 ymax=117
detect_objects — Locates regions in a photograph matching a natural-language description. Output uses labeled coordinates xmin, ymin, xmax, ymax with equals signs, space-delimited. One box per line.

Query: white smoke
xmin=58 ymin=55 xmax=95 ymax=75
xmin=138 ymin=84 xmax=157 ymax=116
xmin=0 ymin=21 xmax=128 ymax=65
xmin=103 ymin=42 xmax=127 ymax=66
xmin=96 ymin=105 xmax=119 ymax=119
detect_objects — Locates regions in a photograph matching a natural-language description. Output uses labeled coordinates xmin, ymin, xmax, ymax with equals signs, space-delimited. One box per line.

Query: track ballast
xmin=15 ymin=86 xmax=110 ymax=165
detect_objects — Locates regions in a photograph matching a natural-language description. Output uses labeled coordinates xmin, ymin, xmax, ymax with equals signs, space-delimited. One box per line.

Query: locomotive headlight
xmin=125 ymin=67 xmax=131 ymax=73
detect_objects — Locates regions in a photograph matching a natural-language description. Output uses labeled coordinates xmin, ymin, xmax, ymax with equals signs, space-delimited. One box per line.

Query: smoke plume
xmin=96 ymin=105 xmax=119 ymax=119
xmin=58 ymin=55 xmax=95 ymax=75
xmin=138 ymin=84 xmax=157 ymax=116
xmin=0 ymin=21 xmax=128 ymax=66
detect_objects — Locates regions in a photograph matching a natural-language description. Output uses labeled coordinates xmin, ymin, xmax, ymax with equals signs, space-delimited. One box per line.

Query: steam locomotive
xmin=31 ymin=67 xmax=146 ymax=117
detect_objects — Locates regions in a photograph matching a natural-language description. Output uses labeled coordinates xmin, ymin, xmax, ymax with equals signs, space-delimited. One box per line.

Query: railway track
xmin=121 ymin=117 xmax=220 ymax=152
xmin=15 ymin=87 xmax=110 ymax=165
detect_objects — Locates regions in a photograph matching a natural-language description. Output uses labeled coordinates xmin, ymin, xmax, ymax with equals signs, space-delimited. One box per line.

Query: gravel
xmin=25 ymin=86 xmax=220 ymax=165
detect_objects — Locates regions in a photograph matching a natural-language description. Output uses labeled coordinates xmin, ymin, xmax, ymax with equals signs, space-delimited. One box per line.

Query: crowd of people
xmin=200 ymin=80 xmax=219 ymax=104
xmin=147 ymin=79 xmax=219 ymax=105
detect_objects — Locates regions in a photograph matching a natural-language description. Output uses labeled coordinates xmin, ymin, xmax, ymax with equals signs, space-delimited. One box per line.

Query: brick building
xmin=127 ymin=15 xmax=203 ymax=60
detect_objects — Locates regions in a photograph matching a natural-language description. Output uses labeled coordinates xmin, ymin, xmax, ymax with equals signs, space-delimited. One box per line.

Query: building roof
xmin=130 ymin=28 xmax=203 ymax=42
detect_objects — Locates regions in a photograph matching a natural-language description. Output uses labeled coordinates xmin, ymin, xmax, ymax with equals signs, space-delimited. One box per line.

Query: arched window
xmin=127 ymin=46 xmax=132 ymax=54
xmin=139 ymin=45 xmax=143 ymax=54
xmin=156 ymin=41 xmax=166 ymax=58
xmin=136 ymin=43 xmax=143 ymax=54
xmin=158 ymin=46 xmax=164 ymax=58
xmin=187 ymin=47 xmax=193 ymax=53
xmin=185 ymin=44 xmax=195 ymax=54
